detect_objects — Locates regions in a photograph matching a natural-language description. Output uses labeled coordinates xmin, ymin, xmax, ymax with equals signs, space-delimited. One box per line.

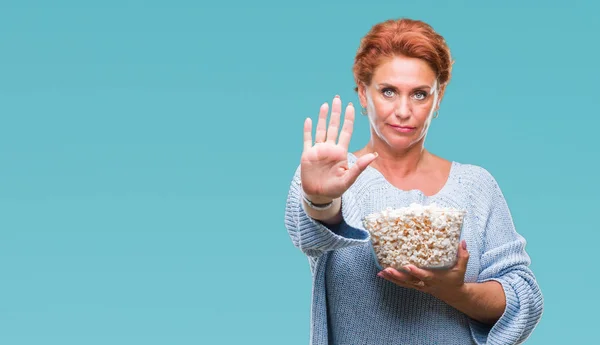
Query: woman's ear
xmin=357 ymin=83 xmax=368 ymax=108
xmin=434 ymin=83 xmax=444 ymax=112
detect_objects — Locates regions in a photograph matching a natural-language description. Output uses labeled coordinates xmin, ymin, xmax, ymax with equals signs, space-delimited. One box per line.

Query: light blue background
xmin=1 ymin=0 xmax=598 ymax=344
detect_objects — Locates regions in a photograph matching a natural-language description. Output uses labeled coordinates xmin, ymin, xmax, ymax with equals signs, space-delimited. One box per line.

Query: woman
xmin=284 ymin=18 xmax=543 ymax=345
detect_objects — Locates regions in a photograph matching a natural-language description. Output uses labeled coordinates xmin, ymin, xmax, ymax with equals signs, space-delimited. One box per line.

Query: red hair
xmin=353 ymin=18 xmax=454 ymax=100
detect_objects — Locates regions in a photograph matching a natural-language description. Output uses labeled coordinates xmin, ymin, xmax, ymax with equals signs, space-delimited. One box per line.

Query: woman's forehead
xmin=372 ymin=56 xmax=437 ymax=87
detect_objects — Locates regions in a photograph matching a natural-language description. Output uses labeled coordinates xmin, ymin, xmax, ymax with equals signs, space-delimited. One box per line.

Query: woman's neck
xmin=358 ymin=140 xmax=430 ymax=178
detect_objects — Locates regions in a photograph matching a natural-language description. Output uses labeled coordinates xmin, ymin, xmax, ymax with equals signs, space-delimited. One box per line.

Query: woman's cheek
xmin=374 ymin=101 xmax=395 ymax=118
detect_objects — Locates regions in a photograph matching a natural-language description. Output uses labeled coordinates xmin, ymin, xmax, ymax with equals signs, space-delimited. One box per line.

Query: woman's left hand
xmin=377 ymin=240 xmax=469 ymax=303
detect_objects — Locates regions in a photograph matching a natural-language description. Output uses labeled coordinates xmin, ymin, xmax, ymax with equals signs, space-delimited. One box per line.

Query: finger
xmin=303 ymin=117 xmax=312 ymax=152
xmin=402 ymin=265 xmax=434 ymax=282
xmin=378 ymin=268 xmax=424 ymax=288
xmin=326 ymin=95 xmax=342 ymax=144
xmin=343 ymin=152 xmax=378 ymax=186
xmin=379 ymin=274 xmax=414 ymax=288
xmin=314 ymin=103 xmax=329 ymax=143
xmin=455 ymin=240 xmax=470 ymax=271
xmin=380 ymin=268 xmax=416 ymax=282
xmin=337 ymin=102 xmax=355 ymax=149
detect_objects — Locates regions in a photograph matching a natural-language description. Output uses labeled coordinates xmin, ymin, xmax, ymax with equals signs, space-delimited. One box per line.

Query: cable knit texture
xmin=284 ymin=153 xmax=543 ymax=345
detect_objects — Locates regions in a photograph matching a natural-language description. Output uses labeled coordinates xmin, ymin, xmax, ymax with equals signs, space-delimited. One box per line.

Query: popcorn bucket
xmin=363 ymin=204 xmax=467 ymax=271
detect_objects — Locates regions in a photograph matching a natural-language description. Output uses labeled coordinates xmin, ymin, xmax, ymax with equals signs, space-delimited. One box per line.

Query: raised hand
xmin=300 ymin=95 xmax=378 ymax=202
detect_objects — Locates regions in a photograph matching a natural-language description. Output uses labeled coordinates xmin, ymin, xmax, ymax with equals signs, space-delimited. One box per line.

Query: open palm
xmin=300 ymin=96 xmax=378 ymax=201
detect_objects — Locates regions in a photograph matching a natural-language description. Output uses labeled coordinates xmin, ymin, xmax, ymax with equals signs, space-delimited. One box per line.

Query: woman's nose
xmin=395 ymin=97 xmax=411 ymax=118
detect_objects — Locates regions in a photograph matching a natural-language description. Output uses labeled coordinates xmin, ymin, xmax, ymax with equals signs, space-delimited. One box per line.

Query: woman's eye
xmin=413 ymin=91 xmax=428 ymax=100
xmin=383 ymin=89 xmax=395 ymax=97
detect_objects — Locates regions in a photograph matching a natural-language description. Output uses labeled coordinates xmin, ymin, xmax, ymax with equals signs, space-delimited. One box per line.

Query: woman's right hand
xmin=300 ymin=95 xmax=379 ymax=203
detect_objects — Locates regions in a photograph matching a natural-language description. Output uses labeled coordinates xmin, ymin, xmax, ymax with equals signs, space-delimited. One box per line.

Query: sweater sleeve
xmin=283 ymin=164 xmax=371 ymax=259
xmin=469 ymin=169 xmax=544 ymax=345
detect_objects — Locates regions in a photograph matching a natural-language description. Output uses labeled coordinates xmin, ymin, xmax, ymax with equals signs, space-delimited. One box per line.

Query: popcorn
xmin=363 ymin=203 xmax=466 ymax=270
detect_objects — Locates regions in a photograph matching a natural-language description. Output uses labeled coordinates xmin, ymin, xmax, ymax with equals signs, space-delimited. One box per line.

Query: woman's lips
xmin=389 ymin=124 xmax=416 ymax=133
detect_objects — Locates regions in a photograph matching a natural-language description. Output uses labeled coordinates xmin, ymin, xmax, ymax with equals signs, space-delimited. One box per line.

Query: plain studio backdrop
xmin=1 ymin=0 xmax=598 ymax=344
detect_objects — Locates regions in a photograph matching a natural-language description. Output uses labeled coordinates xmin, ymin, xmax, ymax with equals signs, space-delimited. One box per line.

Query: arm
xmin=383 ymin=240 xmax=506 ymax=325
xmin=301 ymin=192 xmax=343 ymax=226
xmin=284 ymin=164 xmax=370 ymax=259
xmin=442 ymin=280 xmax=506 ymax=325
xmin=468 ymin=169 xmax=544 ymax=345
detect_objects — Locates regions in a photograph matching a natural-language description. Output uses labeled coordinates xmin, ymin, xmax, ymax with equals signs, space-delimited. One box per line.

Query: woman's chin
xmin=383 ymin=137 xmax=423 ymax=151
xmin=388 ymin=134 xmax=415 ymax=144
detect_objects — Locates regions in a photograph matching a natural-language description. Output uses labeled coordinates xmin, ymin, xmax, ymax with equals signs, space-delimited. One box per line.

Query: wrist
xmin=303 ymin=193 xmax=334 ymax=205
xmin=436 ymin=283 xmax=470 ymax=306
xmin=302 ymin=195 xmax=342 ymax=223
xmin=302 ymin=192 xmax=336 ymax=211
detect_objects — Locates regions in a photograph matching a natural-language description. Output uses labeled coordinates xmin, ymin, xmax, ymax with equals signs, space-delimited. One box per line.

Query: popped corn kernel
xmin=363 ymin=203 xmax=466 ymax=270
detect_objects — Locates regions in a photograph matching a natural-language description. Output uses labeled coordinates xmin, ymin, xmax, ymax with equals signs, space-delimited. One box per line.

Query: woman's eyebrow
xmin=378 ymin=83 xmax=432 ymax=90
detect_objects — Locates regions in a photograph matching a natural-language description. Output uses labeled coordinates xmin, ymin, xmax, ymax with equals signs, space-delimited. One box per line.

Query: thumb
xmin=456 ymin=239 xmax=470 ymax=271
xmin=344 ymin=152 xmax=378 ymax=186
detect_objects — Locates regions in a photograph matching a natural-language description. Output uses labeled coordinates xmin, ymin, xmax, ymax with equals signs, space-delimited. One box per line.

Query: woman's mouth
xmin=389 ymin=124 xmax=416 ymax=133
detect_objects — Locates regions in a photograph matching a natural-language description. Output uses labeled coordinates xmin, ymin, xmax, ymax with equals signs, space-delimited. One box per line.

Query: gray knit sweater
xmin=284 ymin=153 xmax=543 ymax=345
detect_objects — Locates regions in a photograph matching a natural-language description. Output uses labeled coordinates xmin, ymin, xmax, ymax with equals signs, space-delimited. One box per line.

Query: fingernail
xmin=462 ymin=240 xmax=467 ymax=250
xmin=403 ymin=265 xmax=411 ymax=272
xmin=348 ymin=102 xmax=353 ymax=106
xmin=335 ymin=95 xmax=340 ymax=99
xmin=373 ymin=152 xmax=379 ymax=157
xmin=377 ymin=272 xmax=383 ymax=277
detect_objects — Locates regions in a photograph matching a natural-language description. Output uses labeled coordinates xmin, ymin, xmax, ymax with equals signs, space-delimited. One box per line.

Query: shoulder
xmin=452 ymin=161 xmax=503 ymax=196
xmin=450 ymin=163 xmax=513 ymax=225
xmin=454 ymin=162 xmax=495 ymax=180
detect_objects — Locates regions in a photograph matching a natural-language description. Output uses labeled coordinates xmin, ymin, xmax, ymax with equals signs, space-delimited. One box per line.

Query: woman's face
xmin=358 ymin=55 xmax=440 ymax=152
